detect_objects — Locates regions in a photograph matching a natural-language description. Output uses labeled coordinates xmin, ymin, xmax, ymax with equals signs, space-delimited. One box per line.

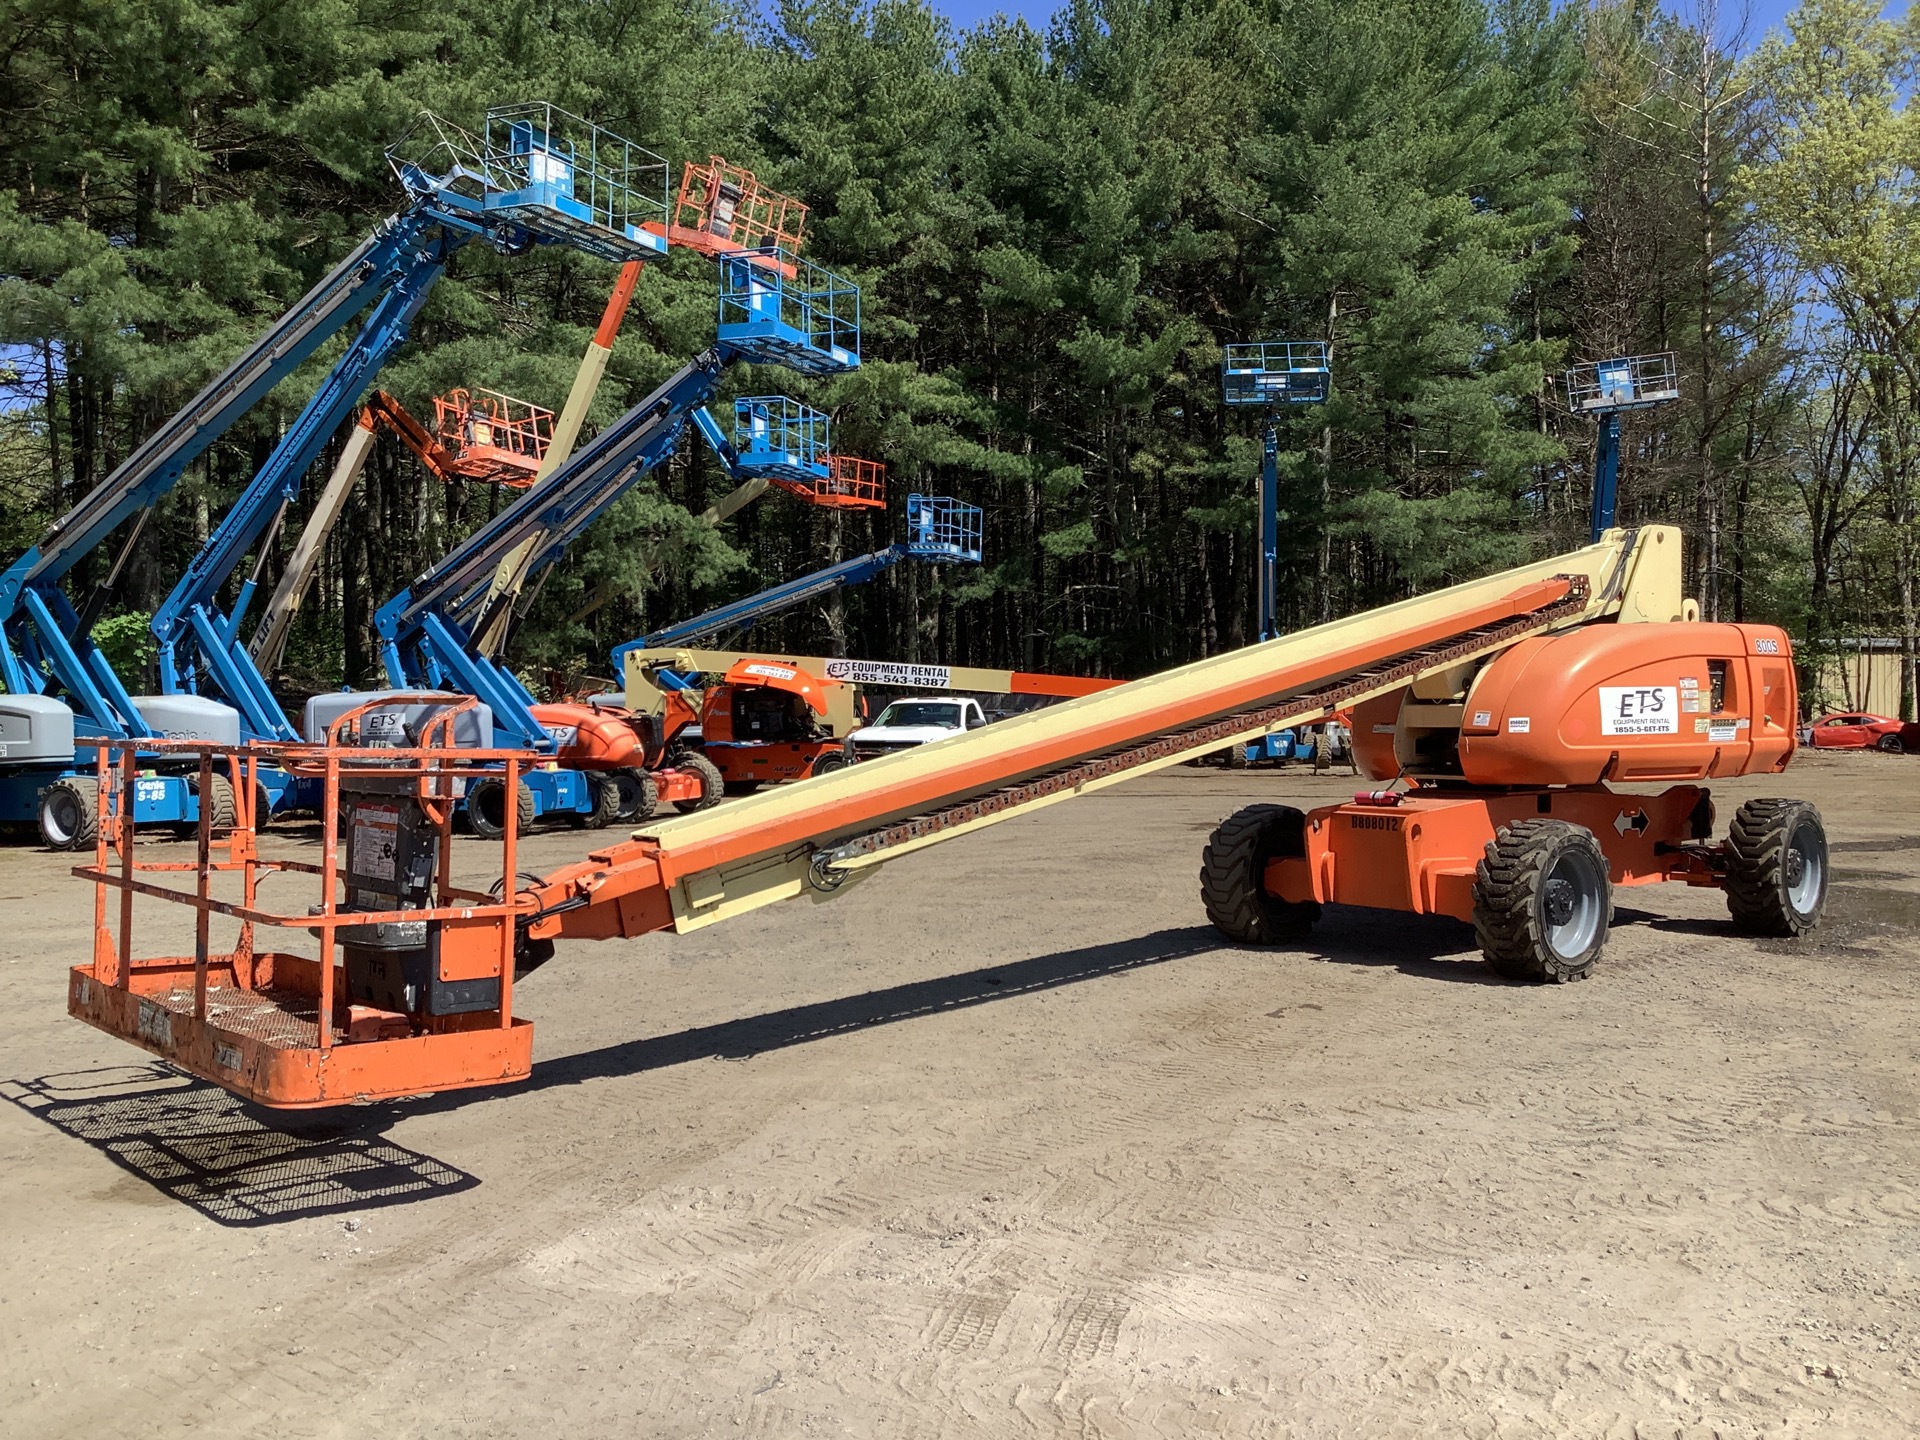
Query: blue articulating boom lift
xmin=354 ymin=247 xmax=866 ymax=831
xmin=0 ymin=102 xmax=668 ymax=849
xmin=142 ymin=106 xmax=669 ymax=819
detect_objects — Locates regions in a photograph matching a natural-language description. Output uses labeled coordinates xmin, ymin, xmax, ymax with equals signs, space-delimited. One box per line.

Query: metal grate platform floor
xmin=145 ymin=983 xmax=341 ymax=1049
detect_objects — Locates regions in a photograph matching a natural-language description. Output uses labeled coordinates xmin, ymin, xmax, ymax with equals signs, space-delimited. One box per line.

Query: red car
xmin=1802 ymin=711 xmax=1920 ymax=753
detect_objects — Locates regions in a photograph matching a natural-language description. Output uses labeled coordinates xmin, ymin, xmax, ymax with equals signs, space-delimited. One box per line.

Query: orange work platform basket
xmin=767 ymin=454 xmax=887 ymax=510
xmin=67 ymin=699 xmax=544 ymax=1109
xmin=432 ymin=388 xmax=554 ymax=486
xmin=649 ymin=155 xmax=808 ymax=263
xmin=812 ymin=454 xmax=887 ymax=509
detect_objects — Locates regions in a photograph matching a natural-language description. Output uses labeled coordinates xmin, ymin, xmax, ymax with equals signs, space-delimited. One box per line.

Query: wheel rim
xmin=1540 ymin=847 xmax=1605 ymax=960
xmin=612 ymin=773 xmax=643 ymax=817
xmin=1784 ymin=818 xmax=1825 ymax=917
xmin=473 ymin=784 xmax=505 ymax=831
xmin=44 ymin=792 xmax=79 ymax=845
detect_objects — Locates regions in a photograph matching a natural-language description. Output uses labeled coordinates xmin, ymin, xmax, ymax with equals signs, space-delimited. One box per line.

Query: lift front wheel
xmin=1725 ymin=798 xmax=1827 ymax=937
xmin=39 ymin=778 xmax=99 ymax=851
xmin=1199 ymin=804 xmax=1320 ymax=943
xmin=1474 ymin=820 xmax=1612 ymax=983
xmin=678 ymin=753 xmax=725 ymax=812
xmin=611 ymin=768 xmax=658 ymax=823
xmin=467 ymin=777 xmax=535 ymax=840
xmin=572 ymin=773 xmax=620 ymax=830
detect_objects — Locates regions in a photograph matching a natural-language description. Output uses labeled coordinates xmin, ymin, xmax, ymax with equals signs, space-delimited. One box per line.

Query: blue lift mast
xmin=1563 ymin=352 xmax=1681 ymax=541
xmin=1219 ymin=339 xmax=1332 ymax=767
xmin=151 ymin=105 xmax=669 ymax=745
xmin=610 ymin=493 xmax=984 ymax=665
xmin=1221 ymin=340 xmax=1330 ymax=643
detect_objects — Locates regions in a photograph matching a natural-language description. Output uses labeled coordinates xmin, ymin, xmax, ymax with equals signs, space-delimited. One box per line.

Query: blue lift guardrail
xmin=717 ymin=250 xmax=860 ymax=374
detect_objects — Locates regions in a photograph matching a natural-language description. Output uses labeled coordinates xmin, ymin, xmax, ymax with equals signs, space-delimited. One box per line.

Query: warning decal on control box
xmin=350 ymin=803 xmax=400 ymax=883
xmin=1599 ymin=685 xmax=1680 ymax=736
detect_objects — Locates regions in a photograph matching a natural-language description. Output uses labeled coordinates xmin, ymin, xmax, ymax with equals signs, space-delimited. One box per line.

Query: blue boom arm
xmin=150 ymin=209 xmax=462 ymax=741
xmin=609 ymin=547 xmax=913 ymax=666
xmin=0 ymin=221 xmax=420 ymax=737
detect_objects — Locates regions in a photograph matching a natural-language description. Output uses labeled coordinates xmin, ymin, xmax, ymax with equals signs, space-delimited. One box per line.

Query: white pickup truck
xmin=848 ymin=696 xmax=989 ymax=759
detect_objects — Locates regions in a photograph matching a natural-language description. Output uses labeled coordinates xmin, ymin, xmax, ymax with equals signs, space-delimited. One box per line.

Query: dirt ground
xmin=2 ymin=752 xmax=1918 ymax=1438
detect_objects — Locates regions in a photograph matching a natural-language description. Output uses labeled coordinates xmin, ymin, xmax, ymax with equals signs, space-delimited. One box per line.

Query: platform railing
xmin=69 ymin=712 xmax=541 ymax=1107
xmin=717 ymin=249 xmax=861 ymax=372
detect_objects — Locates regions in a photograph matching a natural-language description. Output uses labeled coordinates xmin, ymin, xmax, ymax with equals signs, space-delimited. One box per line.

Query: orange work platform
xmin=431 ymin=387 xmax=554 ymax=485
xmin=71 ymin=528 xmax=1820 ymax=1109
xmin=645 ymin=156 xmax=807 ymax=267
xmin=69 ymin=699 xmax=540 ymax=1108
xmin=765 ymin=453 xmax=888 ymax=510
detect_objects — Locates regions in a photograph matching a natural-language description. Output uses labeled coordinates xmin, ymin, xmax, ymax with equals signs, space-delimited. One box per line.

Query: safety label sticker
xmin=351 ymin=803 xmax=400 ymax=883
xmin=1599 ymin=685 xmax=1680 ymax=736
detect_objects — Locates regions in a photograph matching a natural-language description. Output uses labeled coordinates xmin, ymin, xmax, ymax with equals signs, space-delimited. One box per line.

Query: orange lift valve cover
xmin=1454 ymin=623 xmax=1798 ymax=784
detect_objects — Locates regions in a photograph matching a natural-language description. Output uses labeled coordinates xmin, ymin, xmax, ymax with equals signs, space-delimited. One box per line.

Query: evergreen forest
xmin=3 ymin=0 xmax=1917 ymax=711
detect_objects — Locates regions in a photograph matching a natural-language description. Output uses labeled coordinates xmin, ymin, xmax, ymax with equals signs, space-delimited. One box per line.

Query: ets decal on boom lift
xmin=1599 ymin=685 xmax=1680 ymax=736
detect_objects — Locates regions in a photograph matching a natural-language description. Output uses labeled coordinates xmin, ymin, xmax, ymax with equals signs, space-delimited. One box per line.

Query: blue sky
xmin=927 ymin=0 xmax=1823 ymax=48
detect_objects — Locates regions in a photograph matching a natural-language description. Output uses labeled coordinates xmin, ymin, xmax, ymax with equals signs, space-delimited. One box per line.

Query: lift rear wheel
xmin=809 ymin=753 xmax=848 ymax=778
xmin=173 ymin=774 xmax=236 ymax=841
xmin=38 ymin=778 xmax=98 ymax=851
xmin=1474 ymin=820 xmax=1611 ymax=983
xmin=467 ymin=777 xmax=535 ymax=840
xmin=1199 ymin=804 xmax=1320 ymax=943
xmin=611 ymin=768 xmax=658 ymax=823
xmin=678 ymin=753 xmax=725 ymax=812
xmin=1725 ymin=798 xmax=1827 ymax=937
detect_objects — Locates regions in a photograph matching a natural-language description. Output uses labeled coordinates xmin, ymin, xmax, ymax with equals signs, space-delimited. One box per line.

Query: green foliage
xmin=90 ymin=611 xmax=158 ymax=679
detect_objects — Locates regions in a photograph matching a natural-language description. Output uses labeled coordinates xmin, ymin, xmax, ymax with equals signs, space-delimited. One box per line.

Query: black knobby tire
xmin=573 ymin=773 xmax=620 ymax=830
xmin=611 ymin=768 xmax=659 ymax=823
xmin=1473 ymin=819 xmax=1612 ymax=983
xmin=1724 ymin=798 xmax=1827 ymax=937
xmin=1878 ymin=734 xmax=1905 ymax=754
xmin=174 ymin=773 xmax=236 ymax=840
xmin=467 ymin=776 xmax=536 ymax=841
xmin=678 ymin=753 xmax=725 ymax=811
xmin=39 ymin=777 xmax=99 ymax=851
xmin=809 ymin=752 xmax=848 ymax=778
xmin=1199 ymin=804 xmax=1321 ymax=943
xmin=1223 ymin=742 xmax=1252 ymax=770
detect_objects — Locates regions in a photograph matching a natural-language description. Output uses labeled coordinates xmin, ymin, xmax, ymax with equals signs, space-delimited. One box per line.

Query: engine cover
xmin=0 ymin=694 xmax=76 ymax=763
xmin=129 ymin=694 xmax=242 ymax=745
xmin=1458 ymin=623 xmax=1797 ymax=785
xmin=302 ymin=690 xmax=494 ymax=747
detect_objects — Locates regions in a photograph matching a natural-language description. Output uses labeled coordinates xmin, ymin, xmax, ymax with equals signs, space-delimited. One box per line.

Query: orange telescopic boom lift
xmin=68 ymin=358 xmax=1831 ymax=1108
